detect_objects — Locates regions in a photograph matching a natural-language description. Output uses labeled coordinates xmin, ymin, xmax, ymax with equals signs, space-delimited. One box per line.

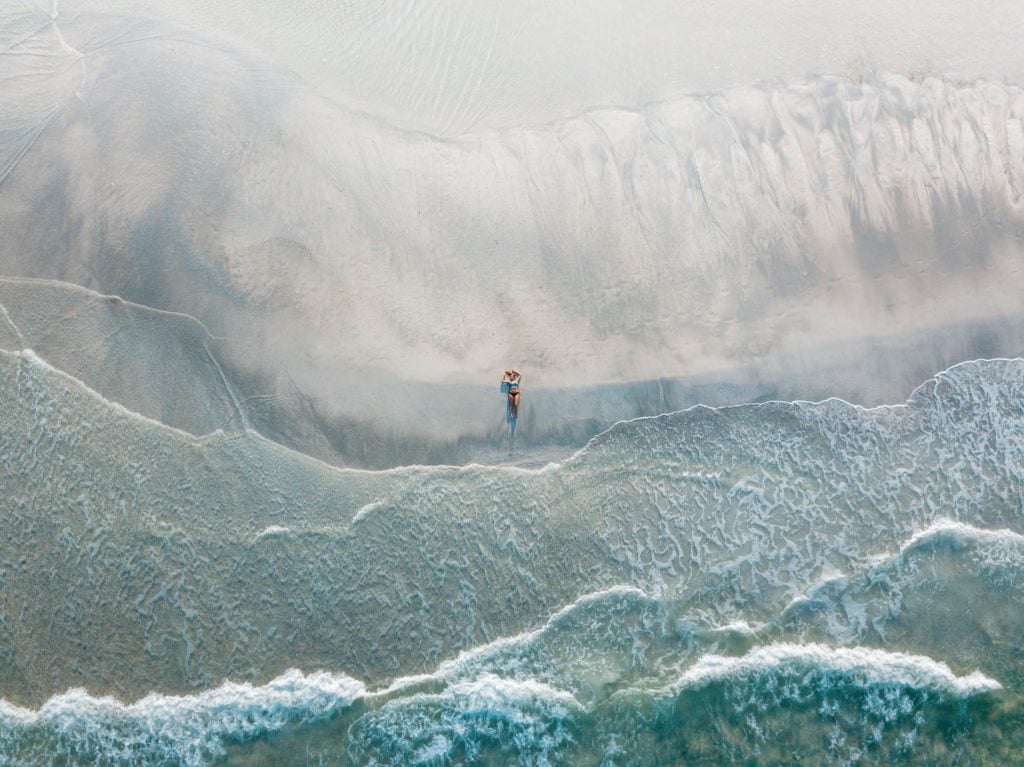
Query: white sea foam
xmin=351 ymin=500 xmax=385 ymax=524
xmin=901 ymin=519 xmax=1024 ymax=554
xmin=0 ymin=670 xmax=365 ymax=767
xmin=349 ymin=673 xmax=580 ymax=766
xmin=669 ymin=644 xmax=1001 ymax=697
xmin=402 ymin=673 xmax=581 ymax=714
xmin=708 ymin=620 xmax=759 ymax=636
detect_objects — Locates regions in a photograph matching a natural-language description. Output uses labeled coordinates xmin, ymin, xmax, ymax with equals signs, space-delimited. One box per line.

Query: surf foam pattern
xmin=1 ymin=351 xmax=1022 ymax=694
xmin=0 ymin=584 xmax=1005 ymax=766
xmin=670 ymin=644 xmax=999 ymax=696
xmin=0 ymin=670 xmax=364 ymax=767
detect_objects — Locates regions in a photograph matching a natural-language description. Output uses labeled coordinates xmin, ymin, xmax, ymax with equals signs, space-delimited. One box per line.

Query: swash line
xmin=0 ymin=298 xmax=26 ymax=345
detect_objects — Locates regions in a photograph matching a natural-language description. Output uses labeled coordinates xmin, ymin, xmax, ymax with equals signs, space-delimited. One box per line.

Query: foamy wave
xmin=349 ymin=673 xmax=579 ymax=766
xmin=253 ymin=524 xmax=291 ymax=540
xmin=408 ymin=673 xmax=581 ymax=712
xmin=901 ymin=519 xmax=1024 ymax=554
xmin=776 ymin=518 xmax=1024 ymax=639
xmin=434 ymin=585 xmax=653 ymax=677
xmin=669 ymin=644 xmax=1000 ymax=697
xmin=0 ymin=669 xmax=365 ymax=766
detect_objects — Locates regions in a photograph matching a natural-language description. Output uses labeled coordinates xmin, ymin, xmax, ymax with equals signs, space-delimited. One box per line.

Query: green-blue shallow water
xmin=0 ymin=351 xmax=1022 ymax=765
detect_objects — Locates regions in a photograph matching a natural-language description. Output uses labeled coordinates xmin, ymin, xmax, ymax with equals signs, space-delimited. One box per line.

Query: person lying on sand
xmin=501 ymin=369 xmax=522 ymax=419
